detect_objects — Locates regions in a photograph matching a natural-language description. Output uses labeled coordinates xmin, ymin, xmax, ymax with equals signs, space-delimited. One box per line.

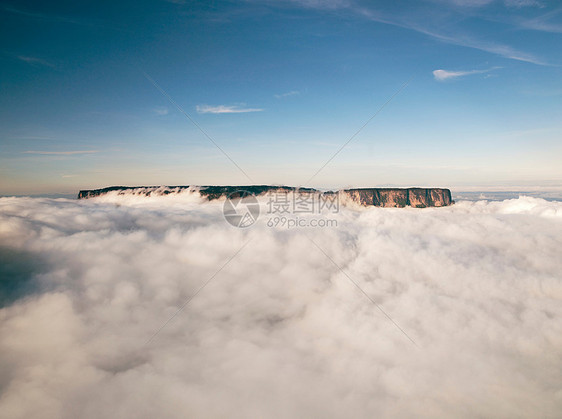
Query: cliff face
xmin=78 ymin=186 xmax=453 ymax=208
xmin=343 ymin=188 xmax=452 ymax=208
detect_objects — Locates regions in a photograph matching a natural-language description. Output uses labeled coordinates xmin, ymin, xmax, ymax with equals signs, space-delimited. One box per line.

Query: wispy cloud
xmin=504 ymin=0 xmax=544 ymax=8
xmin=286 ymin=0 xmax=351 ymax=10
xmin=432 ymin=0 xmax=542 ymax=8
xmin=513 ymin=7 xmax=562 ymax=33
xmin=3 ymin=5 xmax=91 ymax=26
xmin=418 ymin=27 xmax=544 ymax=64
xmin=196 ymin=105 xmax=264 ymax=114
xmin=18 ymin=56 xmax=56 ymax=68
xmin=272 ymin=0 xmax=549 ymax=65
xmin=438 ymin=0 xmax=495 ymax=7
xmin=9 ymin=135 xmax=54 ymax=140
xmin=23 ymin=150 xmax=99 ymax=155
xmin=2 ymin=5 xmax=132 ymax=34
xmin=433 ymin=66 xmax=500 ymax=81
xmin=358 ymin=10 xmax=547 ymax=65
xmin=153 ymin=107 xmax=169 ymax=116
xmin=274 ymin=90 xmax=300 ymax=99
xmin=519 ymin=19 xmax=562 ymax=33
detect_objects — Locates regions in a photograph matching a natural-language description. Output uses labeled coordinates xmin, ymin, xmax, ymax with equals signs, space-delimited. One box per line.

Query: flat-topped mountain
xmin=78 ymin=185 xmax=453 ymax=208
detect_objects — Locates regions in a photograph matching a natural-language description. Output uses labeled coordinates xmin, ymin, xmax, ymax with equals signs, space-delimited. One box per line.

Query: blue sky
xmin=1 ymin=0 xmax=561 ymax=195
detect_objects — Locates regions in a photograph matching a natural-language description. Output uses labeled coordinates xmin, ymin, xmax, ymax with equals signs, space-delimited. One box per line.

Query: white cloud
xmin=433 ymin=67 xmax=499 ymax=81
xmin=0 ymin=193 xmax=561 ymax=418
xmin=274 ymin=90 xmax=300 ymax=99
xmin=23 ymin=150 xmax=99 ymax=155
xmin=196 ymin=105 xmax=264 ymax=114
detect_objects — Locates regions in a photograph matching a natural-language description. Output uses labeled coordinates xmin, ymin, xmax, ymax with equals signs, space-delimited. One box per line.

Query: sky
xmin=1 ymin=0 xmax=561 ymax=195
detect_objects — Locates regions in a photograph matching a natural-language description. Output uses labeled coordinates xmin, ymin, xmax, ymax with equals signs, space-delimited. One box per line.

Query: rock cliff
xmin=343 ymin=188 xmax=452 ymax=207
xmin=78 ymin=186 xmax=453 ymax=208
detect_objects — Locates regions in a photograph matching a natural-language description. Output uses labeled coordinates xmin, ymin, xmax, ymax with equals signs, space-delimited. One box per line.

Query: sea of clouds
xmin=0 ymin=192 xmax=561 ymax=418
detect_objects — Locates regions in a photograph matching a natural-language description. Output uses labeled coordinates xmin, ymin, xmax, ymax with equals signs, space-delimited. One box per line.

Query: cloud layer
xmin=0 ymin=194 xmax=561 ymax=418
